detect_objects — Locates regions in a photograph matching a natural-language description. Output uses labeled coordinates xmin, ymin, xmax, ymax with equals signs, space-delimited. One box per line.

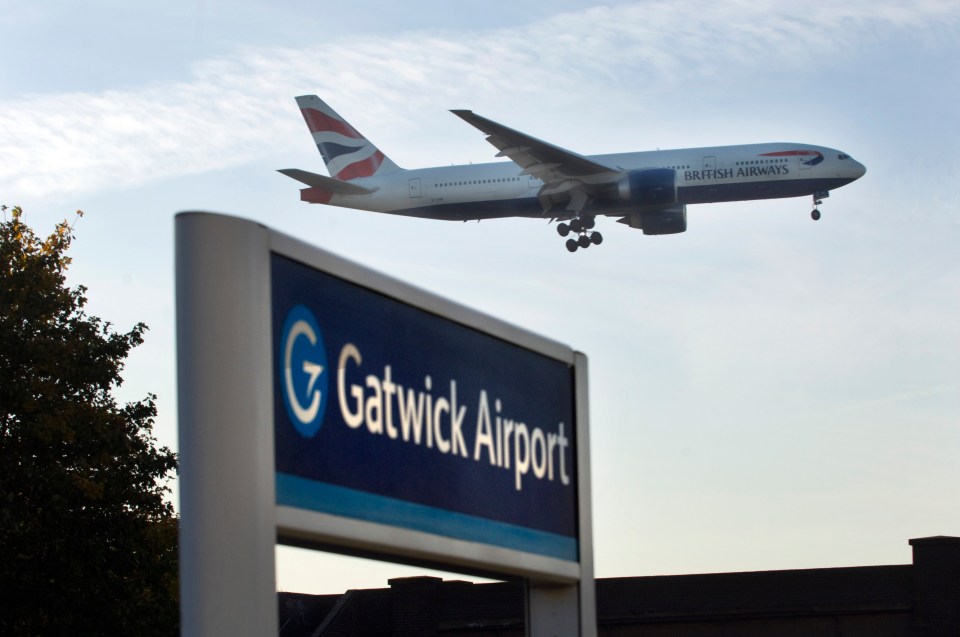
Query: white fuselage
xmin=308 ymin=142 xmax=866 ymax=221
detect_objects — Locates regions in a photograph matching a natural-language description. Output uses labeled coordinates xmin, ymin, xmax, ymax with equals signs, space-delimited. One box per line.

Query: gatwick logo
xmin=280 ymin=305 xmax=329 ymax=437
xmin=277 ymin=302 xmax=573 ymax=492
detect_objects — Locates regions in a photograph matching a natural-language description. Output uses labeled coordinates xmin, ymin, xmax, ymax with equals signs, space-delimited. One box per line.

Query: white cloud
xmin=1 ymin=0 xmax=957 ymax=201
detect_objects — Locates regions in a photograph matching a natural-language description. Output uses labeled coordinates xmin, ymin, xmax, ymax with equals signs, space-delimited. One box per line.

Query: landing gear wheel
xmin=578 ymin=234 xmax=591 ymax=249
xmin=591 ymin=231 xmax=604 ymax=245
xmin=569 ymin=218 xmax=583 ymax=233
xmin=565 ymin=238 xmax=579 ymax=252
xmin=584 ymin=216 xmax=596 ymax=230
xmin=557 ymin=223 xmax=570 ymax=237
xmin=810 ymin=192 xmax=826 ymax=221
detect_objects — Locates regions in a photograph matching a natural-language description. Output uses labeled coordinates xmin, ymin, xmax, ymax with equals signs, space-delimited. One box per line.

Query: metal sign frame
xmin=176 ymin=212 xmax=595 ymax=636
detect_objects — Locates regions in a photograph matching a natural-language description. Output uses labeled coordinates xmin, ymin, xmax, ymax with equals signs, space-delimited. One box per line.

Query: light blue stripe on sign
xmin=276 ymin=472 xmax=578 ymax=562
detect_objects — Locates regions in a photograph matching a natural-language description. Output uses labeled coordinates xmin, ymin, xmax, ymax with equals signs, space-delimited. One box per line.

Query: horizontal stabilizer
xmin=277 ymin=169 xmax=377 ymax=195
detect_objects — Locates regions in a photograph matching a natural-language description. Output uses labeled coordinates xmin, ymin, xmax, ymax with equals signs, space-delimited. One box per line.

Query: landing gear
xmin=810 ymin=191 xmax=828 ymax=221
xmin=560 ymin=215 xmax=601 ymax=252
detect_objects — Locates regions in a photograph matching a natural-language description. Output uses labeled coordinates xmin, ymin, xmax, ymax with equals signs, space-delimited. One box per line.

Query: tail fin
xmin=295 ymin=95 xmax=402 ymax=180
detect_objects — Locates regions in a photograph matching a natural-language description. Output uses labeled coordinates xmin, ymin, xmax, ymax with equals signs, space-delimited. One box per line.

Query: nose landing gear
xmin=811 ymin=190 xmax=829 ymax=221
xmin=557 ymin=216 xmax=602 ymax=252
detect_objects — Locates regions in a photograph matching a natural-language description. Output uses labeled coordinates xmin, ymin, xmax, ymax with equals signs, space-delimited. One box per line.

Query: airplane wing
xmin=450 ymin=110 xmax=619 ymax=183
xmin=277 ymin=169 xmax=377 ymax=195
xmin=451 ymin=110 xmax=622 ymax=215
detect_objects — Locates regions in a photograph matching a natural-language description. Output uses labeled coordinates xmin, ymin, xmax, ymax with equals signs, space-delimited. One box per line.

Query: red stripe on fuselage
xmin=333 ymin=151 xmax=385 ymax=180
xmin=301 ymin=108 xmax=362 ymax=139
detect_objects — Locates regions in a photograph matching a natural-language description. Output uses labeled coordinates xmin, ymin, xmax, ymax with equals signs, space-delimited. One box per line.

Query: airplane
xmin=280 ymin=95 xmax=866 ymax=252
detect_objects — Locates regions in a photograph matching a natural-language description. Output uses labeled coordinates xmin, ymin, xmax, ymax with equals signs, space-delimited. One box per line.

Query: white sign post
xmin=176 ymin=212 xmax=595 ymax=636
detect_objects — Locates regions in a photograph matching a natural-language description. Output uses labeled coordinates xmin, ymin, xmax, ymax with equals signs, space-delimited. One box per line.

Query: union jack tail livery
xmin=295 ymin=95 xmax=401 ymax=180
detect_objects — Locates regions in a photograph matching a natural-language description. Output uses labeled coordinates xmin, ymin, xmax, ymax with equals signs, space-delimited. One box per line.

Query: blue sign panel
xmin=271 ymin=254 xmax=578 ymax=562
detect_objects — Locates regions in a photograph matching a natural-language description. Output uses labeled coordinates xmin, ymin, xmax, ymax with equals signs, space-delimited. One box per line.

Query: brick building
xmin=278 ymin=535 xmax=959 ymax=636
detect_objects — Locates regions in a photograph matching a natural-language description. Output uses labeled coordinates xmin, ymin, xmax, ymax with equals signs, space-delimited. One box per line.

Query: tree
xmin=0 ymin=206 xmax=179 ymax=636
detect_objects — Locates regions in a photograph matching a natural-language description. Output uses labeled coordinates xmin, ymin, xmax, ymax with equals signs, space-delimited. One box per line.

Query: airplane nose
xmin=853 ymin=159 xmax=866 ymax=179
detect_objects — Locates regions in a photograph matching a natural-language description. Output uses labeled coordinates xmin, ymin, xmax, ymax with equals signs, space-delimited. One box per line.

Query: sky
xmin=2 ymin=0 xmax=959 ymax=595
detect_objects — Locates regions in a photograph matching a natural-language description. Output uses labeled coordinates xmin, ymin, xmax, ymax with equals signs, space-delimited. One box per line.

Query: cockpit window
xmin=838 ymin=154 xmax=850 ymax=160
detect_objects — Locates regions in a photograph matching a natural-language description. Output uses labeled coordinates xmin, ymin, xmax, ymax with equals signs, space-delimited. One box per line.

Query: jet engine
xmin=617 ymin=205 xmax=687 ymax=235
xmin=617 ymin=168 xmax=678 ymax=207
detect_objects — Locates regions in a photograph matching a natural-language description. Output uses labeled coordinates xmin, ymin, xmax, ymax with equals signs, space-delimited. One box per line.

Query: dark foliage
xmin=0 ymin=206 xmax=179 ymax=636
